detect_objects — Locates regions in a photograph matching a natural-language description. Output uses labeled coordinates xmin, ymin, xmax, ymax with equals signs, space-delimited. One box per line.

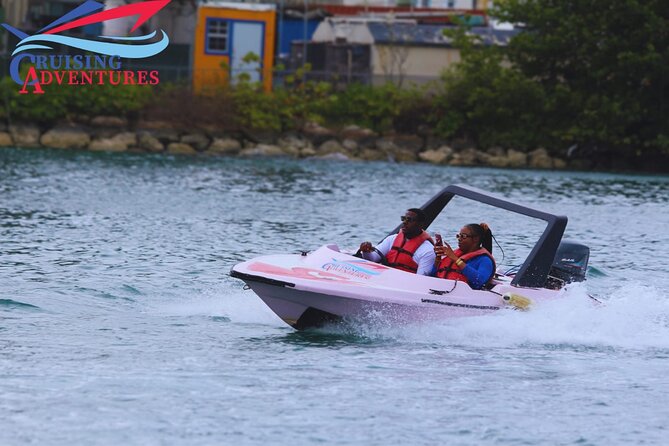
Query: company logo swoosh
xmin=43 ymin=0 xmax=170 ymax=35
xmin=2 ymin=0 xmax=171 ymax=90
xmin=12 ymin=31 xmax=169 ymax=59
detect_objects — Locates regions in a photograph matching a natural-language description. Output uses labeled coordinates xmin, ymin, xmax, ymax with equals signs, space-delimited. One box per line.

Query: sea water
xmin=1 ymin=147 xmax=668 ymax=445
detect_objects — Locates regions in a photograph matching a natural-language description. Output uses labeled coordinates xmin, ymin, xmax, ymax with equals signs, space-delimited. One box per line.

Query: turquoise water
xmin=1 ymin=147 xmax=668 ymax=445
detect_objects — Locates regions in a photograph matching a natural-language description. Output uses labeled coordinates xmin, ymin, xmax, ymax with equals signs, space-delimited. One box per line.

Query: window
xmin=206 ymin=19 xmax=229 ymax=54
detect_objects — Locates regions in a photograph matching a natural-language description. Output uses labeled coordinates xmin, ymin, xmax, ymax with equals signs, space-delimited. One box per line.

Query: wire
xmin=504 ymin=264 xmax=521 ymax=275
xmin=492 ymin=233 xmax=505 ymax=263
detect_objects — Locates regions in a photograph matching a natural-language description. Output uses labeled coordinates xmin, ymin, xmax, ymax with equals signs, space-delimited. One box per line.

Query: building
xmin=311 ymin=16 xmax=513 ymax=85
xmin=193 ymin=2 xmax=277 ymax=92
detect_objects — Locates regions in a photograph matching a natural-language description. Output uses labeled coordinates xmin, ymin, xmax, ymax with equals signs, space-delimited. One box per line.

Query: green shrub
xmin=225 ymin=59 xmax=333 ymax=132
xmin=432 ymin=28 xmax=548 ymax=149
xmin=0 ymin=71 xmax=153 ymax=125
xmin=320 ymin=82 xmax=424 ymax=132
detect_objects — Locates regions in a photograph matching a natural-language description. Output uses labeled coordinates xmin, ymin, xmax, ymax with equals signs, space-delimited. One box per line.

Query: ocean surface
xmin=1 ymin=147 xmax=668 ymax=445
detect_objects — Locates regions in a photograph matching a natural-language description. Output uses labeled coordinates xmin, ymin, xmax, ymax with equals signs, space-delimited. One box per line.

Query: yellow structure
xmin=193 ymin=2 xmax=276 ymax=92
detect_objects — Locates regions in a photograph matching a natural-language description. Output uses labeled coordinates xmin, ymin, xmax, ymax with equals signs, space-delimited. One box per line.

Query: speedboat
xmin=231 ymin=184 xmax=590 ymax=330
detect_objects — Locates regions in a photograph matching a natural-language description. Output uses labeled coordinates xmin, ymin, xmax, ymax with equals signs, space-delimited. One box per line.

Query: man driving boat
xmin=358 ymin=208 xmax=436 ymax=275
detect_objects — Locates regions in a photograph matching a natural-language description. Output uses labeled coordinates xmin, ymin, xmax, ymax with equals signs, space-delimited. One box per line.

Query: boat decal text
xmin=247 ymin=262 xmax=368 ymax=286
xmin=321 ymin=258 xmax=383 ymax=279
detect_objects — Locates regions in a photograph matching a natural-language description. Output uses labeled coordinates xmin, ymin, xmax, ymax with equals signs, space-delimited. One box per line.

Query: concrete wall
xmin=371 ymin=44 xmax=460 ymax=85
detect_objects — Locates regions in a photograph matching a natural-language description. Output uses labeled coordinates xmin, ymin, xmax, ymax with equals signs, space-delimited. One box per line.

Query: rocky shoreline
xmin=0 ymin=117 xmax=588 ymax=170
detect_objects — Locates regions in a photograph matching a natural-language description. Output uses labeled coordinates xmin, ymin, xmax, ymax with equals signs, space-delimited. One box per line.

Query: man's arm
xmin=415 ymin=241 xmax=437 ymax=275
xmin=361 ymin=235 xmax=394 ymax=262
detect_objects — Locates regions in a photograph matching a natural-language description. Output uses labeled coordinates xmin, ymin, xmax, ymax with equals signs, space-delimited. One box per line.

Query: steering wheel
xmin=354 ymin=246 xmax=388 ymax=266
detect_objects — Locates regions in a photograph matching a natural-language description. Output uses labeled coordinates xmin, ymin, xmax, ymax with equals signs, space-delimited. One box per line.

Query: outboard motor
xmin=545 ymin=240 xmax=590 ymax=289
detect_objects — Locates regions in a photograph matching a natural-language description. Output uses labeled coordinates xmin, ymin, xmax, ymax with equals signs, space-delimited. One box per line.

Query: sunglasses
xmin=456 ymin=233 xmax=475 ymax=240
xmin=401 ymin=216 xmax=418 ymax=223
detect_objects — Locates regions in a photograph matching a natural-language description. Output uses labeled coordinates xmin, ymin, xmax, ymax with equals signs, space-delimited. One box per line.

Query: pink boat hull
xmin=232 ymin=245 xmax=563 ymax=329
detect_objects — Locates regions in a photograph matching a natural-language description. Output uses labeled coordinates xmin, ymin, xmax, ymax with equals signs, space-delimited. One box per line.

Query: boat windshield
xmin=384 ymin=185 xmax=567 ymax=288
xmin=426 ymin=195 xmax=548 ymax=276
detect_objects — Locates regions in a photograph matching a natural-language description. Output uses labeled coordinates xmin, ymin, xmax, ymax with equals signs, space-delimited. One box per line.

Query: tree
xmin=433 ymin=22 xmax=548 ymax=149
xmin=495 ymin=0 xmax=669 ymax=155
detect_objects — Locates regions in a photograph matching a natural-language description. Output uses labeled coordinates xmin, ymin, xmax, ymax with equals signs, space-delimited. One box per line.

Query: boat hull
xmin=232 ymin=245 xmax=560 ymax=330
xmin=242 ymin=278 xmax=503 ymax=329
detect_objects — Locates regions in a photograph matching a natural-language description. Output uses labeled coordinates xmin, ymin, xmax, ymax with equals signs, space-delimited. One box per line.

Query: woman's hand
xmin=434 ymin=243 xmax=457 ymax=260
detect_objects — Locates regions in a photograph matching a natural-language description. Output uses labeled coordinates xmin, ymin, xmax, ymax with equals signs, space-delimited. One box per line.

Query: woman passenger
xmin=433 ymin=223 xmax=496 ymax=290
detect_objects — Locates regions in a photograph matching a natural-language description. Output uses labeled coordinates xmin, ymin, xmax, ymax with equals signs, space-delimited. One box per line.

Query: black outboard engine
xmin=545 ymin=240 xmax=590 ymax=289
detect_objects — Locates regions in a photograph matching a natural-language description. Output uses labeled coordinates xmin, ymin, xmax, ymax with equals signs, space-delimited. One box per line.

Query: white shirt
xmin=363 ymin=232 xmax=436 ymax=275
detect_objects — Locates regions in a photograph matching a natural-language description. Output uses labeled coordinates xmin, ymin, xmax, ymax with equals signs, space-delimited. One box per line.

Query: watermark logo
xmin=321 ymin=258 xmax=384 ymax=280
xmin=2 ymin=0 xmax=171 ymax=94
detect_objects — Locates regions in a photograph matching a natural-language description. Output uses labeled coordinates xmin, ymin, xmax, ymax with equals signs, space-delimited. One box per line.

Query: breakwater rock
xmin=0 ymin=119 xmax=587 ymax=170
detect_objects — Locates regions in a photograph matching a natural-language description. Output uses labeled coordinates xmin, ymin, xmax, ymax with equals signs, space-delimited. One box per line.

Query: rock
xmin=299 ymin=146 xmax=317 ymax=158
xmin=312 ymin=152 xmax=351 ymax=161
xmin=181 ymin=133 xmax=210 ymax=151
xmin=239 ymin=144 xmax=286 ymax=157
xmin=89 ymin=132 xmax=136 ymax=152
xmin=279 ymin=135 xmax=312 ymax=157
xmin=279 ymin=145 xmax=300 ymax=157
xmin=207 ymin=137 xmax=242 ymax=155
xmin=358 ymin=148 xmax=387 ymax=161
xmin=339 ymin=125 xmax=377 ymax=146
xmin=301 ymin=122 xmax=336 ymax=145
xmin=486 ymin=146 xmax=506 ymax=157
xmin=278 ymin=135 xmax=309 ymax=151
xmin=486 ymin=156 xmax=512 ymax=168
xmin=375 ymin=138 xmax=401 ymax=153
xmin=477 ymin=151 xmax=492 ymax=165
xmin=376 ymin=138 xmax=416 ymax=161
xmin=149 ymin=128 xmax=180 ymax=144
xmin=528 ymin=148 xmax=554 ymax=169
xmin=89 ymin=138 xmax=127 ymax=152
xmin=90 ymin=116 xmax=127 ymax=128
xmin=506 ymin=149 xmax=528 ymax=168
xmin=449 ymin=147 xmax=479 ymax=166
xmin=89 ymin=127 xmax=119 ymax=139
xmin=113 ymin=132 xmax=138 ymax=148
xmin=317 ymin=139 xmax=349 ymax=157
xmin=136 ymin=120 xmax=174 ymax=130
xmin=40 ymin=126 xmax=91 ymax=149
xmin=9 ymin=124 xmax=41 ymax=148
xmin=418 ymin=145 xmax=453 ymax=165
xmin=0 ymin=132 xmax=14 ymax=147
xmin=137 ymin=132 xmax=164 ymax=152
xmin=553 ymin=158 xmax=568 ymax=169
xmin=389 ymin=134 xmax=424 ymax=153
xmin=167 ymin=142 xmax=197 ymax=155
xmin=245 ymin=130 xmax=279 ymax=145
xmin=419 ymin=150 xmax=447 ymax=165
xmin=389 ymin=149 xmax=417 ymax=163
xmin=342 ymin=138 xmax=358 ymax=153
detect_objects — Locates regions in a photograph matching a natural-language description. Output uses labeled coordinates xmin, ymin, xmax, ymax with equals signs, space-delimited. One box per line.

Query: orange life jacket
xmin=436 ymin=247 xmax=496 ymax=285
xmin=385 ymin=230 xmax=431 ymax=273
